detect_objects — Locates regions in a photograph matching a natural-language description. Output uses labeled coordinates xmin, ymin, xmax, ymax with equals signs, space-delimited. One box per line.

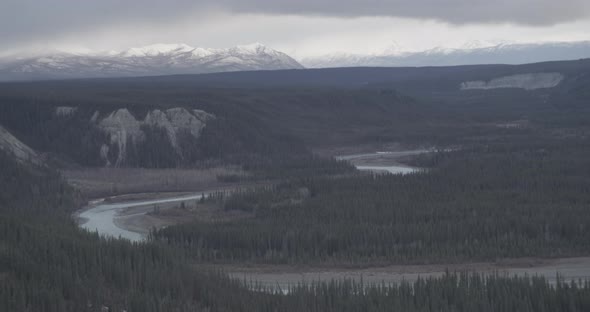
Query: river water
xmin=78 ymin=151 xmax=425 ymax=241
xmin=75 ymin=155 xmax=590 ymax=289
xmin=336 ymin=150 xmax=429 ymax=174
xmin=355 ymin=165 xmax=419 ymax=174
xmin=78 ymin=193 xmax=206 ymax=242
xmin=230 ymin=257 xmax=590 ymax=290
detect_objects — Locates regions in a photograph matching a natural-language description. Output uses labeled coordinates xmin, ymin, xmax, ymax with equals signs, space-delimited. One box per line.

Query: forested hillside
xmin=0 ymin=85 xmax=422 ymax=169
xmin=2 ymin=59 xmax=590 ymax=310
xmin=154 ymin=137 xmax=590 ymax=264
xmin=93 ymin=58 xmax=590 ymax=89
xmin=4 ymin=143 xmax=590 ymax=311
xmin=1 ymin=58 xmax=590 ymax=171
xmin=0 ymin=150 xmax=237 ymax=311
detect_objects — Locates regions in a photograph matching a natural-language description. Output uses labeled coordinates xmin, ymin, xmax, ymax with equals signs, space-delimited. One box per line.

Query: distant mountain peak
xmin=459 ymin=40 xmax=500 ymax=50
xmin=120 ymin=42 xmax=276 ymax=58
xmin=121 ymin=43 xmax=195 ymax=57
xmin=380 ymin=41 xmax=408 ymax=56
xmin=191 ymin=47 xmax=215 ymax=58
xmin=233 ymin=42 xmax=268 ymax=53
xmin=302 ymin=40 xmax=590 ymax=68
xmin=0 ymin=43 xmax=304 ymax=81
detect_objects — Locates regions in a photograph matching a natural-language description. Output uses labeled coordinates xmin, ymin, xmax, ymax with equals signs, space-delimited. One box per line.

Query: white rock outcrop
xmin=97 ymin=107 xmax=214 ymax=166
xmin=98 ymin=109 xmax=143 ymax=167
xmin=193 ymin=109 xmax=215 ymax=123
xmin=90 ymin=111 xmax=100 ymax=123
xmin=0 ymin=124 xmax=42 ymax=165
xmin=460 ymin=73 xmax=564 ymax=91
xmin=99 ymin=144 xmax=111 ymax=167
xmin=55 ymin=106 xmax=78 ymax=117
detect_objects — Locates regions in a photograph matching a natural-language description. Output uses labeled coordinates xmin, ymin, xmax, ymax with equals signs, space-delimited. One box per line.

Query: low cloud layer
xmin=227 ymin=0 xmax=590 ymax=25
xmin=1 ymin=0 xmax=590 ymax=54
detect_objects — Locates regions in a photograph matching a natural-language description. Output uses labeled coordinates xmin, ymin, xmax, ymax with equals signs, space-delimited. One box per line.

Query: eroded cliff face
xmin=0 ymin=124 xmax=42 ymax=165
xmin=95 ymin=108 xmax=214 ymax=167
xmin=54 ymin=106 xmax=78 ymax=117
xmin=143 ymin=108 xmax=211 ymax=149
xmin=97 ymin=109 xmax=143 ymax=167
xmin=461 ymin=73 xmax=564 ymax=91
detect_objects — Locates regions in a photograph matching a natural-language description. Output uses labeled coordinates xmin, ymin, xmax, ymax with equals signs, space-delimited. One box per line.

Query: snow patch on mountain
xmin=0 ymin=43 xmax=304 ymax=81
xmin=302 ymin=41 xmax=590 ymax=68
xmin=190 ymin=48 xmax=215 ymax=59
xmin=232 ymin=43 xmax=268 ymax=54
xmin=122 ymin=43 xmax=195 ymax=57
xmin=460 ymin=73 xmax=564 ymax=91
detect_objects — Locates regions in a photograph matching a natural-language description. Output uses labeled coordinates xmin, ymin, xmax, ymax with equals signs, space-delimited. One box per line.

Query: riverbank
xmin=73 ymin=150 xmax=431 ymax=242
xmin=77 ymin=192 xmax=212 ymax=241
xmin=63 ymin=166 xmax=245 ymax=198
xmin=216 ymin=256 xmax=590 ymax=290
xmin=336 ymin=149 xmax=431 ymax=174
xmin=75 ymin=185 xmax=252 ymax=242
xmin=75 ymin=183 xmax=590 ymax=291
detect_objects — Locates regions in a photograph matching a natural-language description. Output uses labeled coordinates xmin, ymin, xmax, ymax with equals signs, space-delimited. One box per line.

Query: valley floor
xmin=73 ymin=149 xmax=425 ymax=241
xmin=63 ymin=166 xmax=245 ymax=198
xmin=71 ymin=147 xmax=590 ymax=292
xmin=220 ymin=256 xmax=590 ymax=290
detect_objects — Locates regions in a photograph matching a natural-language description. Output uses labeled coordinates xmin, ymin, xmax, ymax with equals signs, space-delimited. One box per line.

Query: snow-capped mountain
xmin=0 ymin=43 xmax=304 ymax=81
xmin=302 ymin=41 xmax=590 ymax=68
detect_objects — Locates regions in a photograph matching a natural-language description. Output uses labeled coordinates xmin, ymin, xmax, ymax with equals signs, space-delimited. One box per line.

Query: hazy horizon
xmin=2 ymin=1 xmax=590 ymax=59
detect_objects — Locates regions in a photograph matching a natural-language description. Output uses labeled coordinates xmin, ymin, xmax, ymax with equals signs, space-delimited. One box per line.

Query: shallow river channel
xmin=75 ymin=151 xmax=590 ymax=289
xmin=78 ymin=193 xmax=206 ymax=242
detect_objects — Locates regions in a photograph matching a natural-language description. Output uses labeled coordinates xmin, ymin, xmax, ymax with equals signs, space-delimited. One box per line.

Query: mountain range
xmin=302 ymin=41 xmax=590 ymax=68
xmin=0 ymin=43 xmax=303 ymax=81
xmin=0 ymin=41 xmax=589 ymax=81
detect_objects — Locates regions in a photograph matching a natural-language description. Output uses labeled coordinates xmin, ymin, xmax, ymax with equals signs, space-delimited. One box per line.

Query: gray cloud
xmin=1 ymin=0 xmax=589 ymax=52
xmin=225 ymin=0 xmax=590 ymax=25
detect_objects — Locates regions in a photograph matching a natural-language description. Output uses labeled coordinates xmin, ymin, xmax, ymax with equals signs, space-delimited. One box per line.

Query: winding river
xmin=336 ymin=149 xmax=429 ymax=174
xmin=78 ymin=193 xmax=207 ymax=242
xmin=77 ymin=151 xmax=427 ymax=242
xmin=74 ymin=150 xmax=590 ymax=289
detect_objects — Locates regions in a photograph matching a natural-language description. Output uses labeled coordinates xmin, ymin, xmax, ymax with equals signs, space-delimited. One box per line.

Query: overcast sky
xmin=2 ymin=0 xmax=590 ymax=58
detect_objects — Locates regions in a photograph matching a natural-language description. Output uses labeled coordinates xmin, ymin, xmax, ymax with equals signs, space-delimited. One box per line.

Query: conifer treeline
xmin=4 ymin=139 xmax=590 ymax=311
xmin=154 ymin=139 xmax=590 ymax=264
xmin=0 ymin=99 xmax=355 ymax=175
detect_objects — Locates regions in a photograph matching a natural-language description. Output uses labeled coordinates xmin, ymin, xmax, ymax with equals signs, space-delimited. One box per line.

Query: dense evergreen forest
xmin=0 ymin=78 xmax=572 ymax=169
xmin=0 ymin=66 xmax=588 ymax=171
xmin=1 ymin=61 xmax=590 ymax=310
xmin=154 ymin=137 xmax=590 ymax=264
xmin=4 ymin=148 xmax=590 ymax=311
xmin=0 ymin=97 xmax=313 ymax=168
